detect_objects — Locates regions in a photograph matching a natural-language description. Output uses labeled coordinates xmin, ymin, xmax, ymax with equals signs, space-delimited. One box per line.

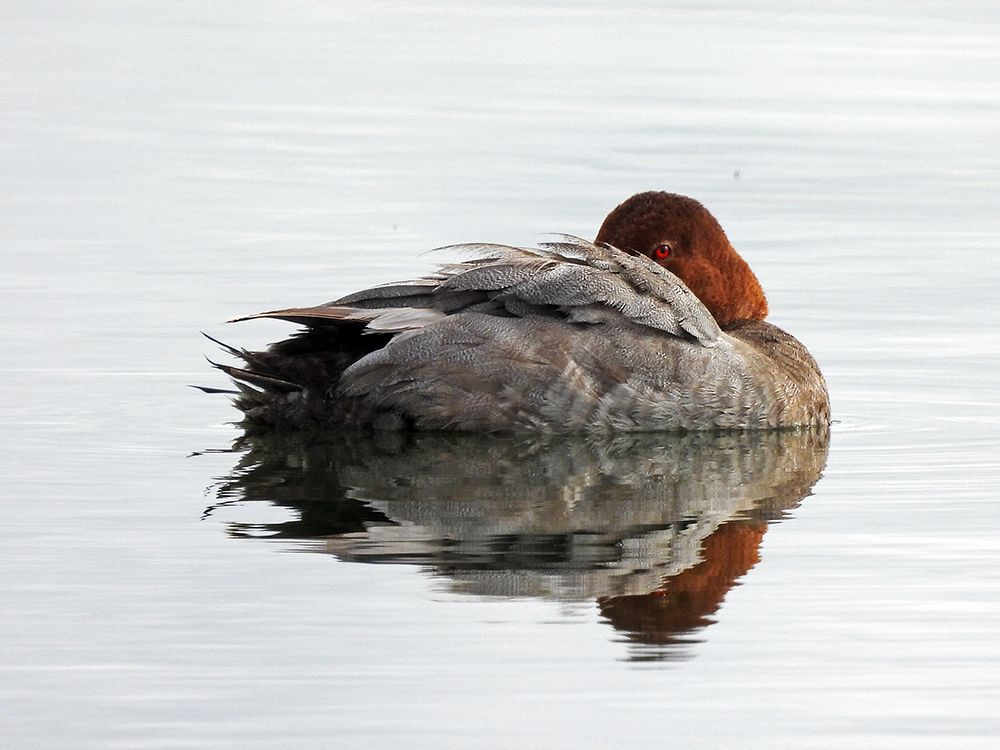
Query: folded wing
xmin=232 ymin=236 xmax=720 ymax=345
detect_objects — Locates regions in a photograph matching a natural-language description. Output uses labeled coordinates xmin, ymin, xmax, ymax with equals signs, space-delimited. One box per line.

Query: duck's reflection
xmin=208 ymin=429 xmax=828 ymax=660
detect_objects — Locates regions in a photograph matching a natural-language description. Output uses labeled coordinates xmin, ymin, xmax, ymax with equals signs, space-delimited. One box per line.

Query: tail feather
xmin=190 ymin=384 xmax=240 ymax=395
xmin=208 ymin=359 xmax=301 ymax=394
xmin=201 ymin=331 xmax=250 ymax=359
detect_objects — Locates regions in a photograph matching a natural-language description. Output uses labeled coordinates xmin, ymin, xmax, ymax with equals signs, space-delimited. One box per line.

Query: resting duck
xmin=210 ymin=192 xmax=830 ymax=432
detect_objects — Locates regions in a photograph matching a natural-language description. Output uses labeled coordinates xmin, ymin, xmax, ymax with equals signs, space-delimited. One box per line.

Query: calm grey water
xmin=3 ymin=1 xmax=999 ymax=748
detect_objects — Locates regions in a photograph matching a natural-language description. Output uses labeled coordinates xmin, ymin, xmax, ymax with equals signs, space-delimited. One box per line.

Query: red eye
xmin=653 ymin=244 xmax=672 ymax=259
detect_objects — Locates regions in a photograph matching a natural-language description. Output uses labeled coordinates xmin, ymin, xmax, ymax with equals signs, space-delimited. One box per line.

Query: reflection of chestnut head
xmin=598 ymin=522 xmax=767 ymax=653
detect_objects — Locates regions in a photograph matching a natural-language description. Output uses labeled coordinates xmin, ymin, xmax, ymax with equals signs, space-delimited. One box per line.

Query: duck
xmin=208 ymin=191 xmax=830 ymax=432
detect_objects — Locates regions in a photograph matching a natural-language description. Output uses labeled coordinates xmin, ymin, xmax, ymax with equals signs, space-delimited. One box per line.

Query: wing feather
xmin=227 ymin=237 xmax=720 ymax=344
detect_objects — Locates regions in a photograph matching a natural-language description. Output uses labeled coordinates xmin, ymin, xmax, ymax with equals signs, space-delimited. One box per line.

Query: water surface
xmin=2 ymin=1 xmax=999 ymax=748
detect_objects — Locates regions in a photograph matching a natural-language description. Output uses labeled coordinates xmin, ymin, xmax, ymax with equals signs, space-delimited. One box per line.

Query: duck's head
xmin=595 ymin=192 xmax=768 ymax=327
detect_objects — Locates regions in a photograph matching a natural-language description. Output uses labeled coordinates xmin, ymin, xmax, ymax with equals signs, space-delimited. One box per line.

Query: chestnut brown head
xmin=595 ymin=192 xmax=768 ymax=326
